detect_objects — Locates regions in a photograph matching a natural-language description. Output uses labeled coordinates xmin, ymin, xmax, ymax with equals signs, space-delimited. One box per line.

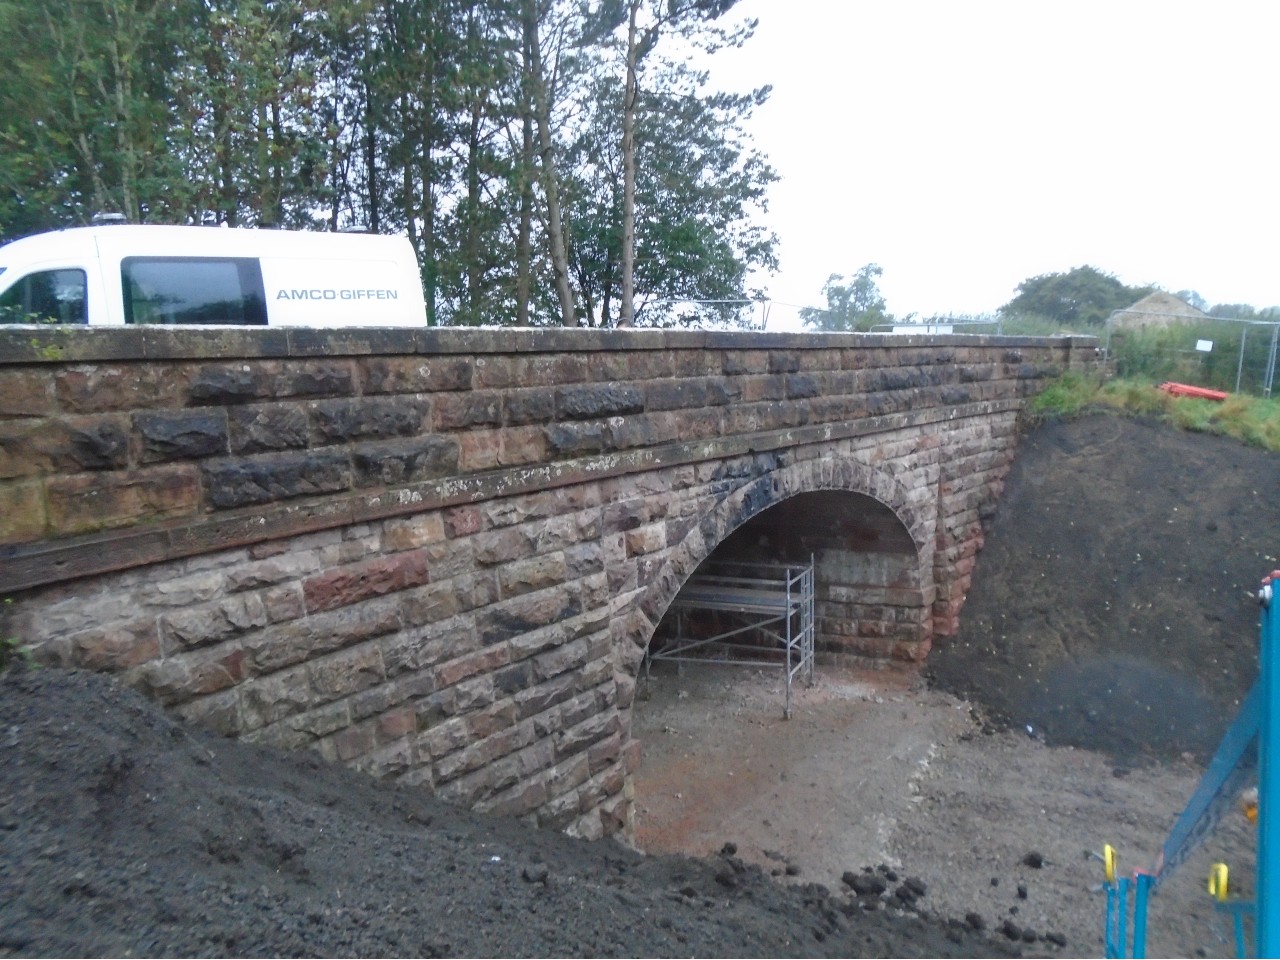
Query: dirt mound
xmin=928 ymin=413 xmax=1273 ymax=764
xmin=0 ymin=667 xmax=1009 ymax=958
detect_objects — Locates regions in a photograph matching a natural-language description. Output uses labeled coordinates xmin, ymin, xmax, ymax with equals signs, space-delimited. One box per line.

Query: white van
xmin=0 ymin=224 xmax=427 ymax=327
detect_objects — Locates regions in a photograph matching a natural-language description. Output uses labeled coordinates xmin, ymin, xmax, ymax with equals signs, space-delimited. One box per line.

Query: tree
xmin=1175 ymin=289 xmax=1209 ymax=313
xmin=800 ymin=264 xmax=891 ymax=332
xmin=1000 ymin=265 xmax=1153 ymax=329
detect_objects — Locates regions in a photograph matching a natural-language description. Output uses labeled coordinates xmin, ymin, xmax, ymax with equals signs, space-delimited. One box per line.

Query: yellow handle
xmin=1208 ymin=863 xmax=1229 ymax=901
xmin=1103 ymin=844 xmax=1117 ymax=885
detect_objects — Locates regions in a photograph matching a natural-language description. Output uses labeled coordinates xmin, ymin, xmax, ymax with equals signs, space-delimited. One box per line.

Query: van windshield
xmin=0 ymin=269 xmax=87 ymax=324
xmin=122 ymin=257 xmax=266 ymax=325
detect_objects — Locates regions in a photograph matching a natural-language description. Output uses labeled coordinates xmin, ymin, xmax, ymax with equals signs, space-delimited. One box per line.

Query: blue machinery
xmin=1102 ymin=571 xmax=1280 ymax=958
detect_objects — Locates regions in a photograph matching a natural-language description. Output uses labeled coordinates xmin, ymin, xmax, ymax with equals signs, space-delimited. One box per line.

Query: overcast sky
xmin=698 ymin=1 xmax=1279 ymax=329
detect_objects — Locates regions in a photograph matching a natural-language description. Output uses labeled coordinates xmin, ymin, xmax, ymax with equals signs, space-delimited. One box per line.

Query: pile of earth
xmin=928 ymin=413 xmax=1274 ymax=766
xmin=0 ymin=410 xmax=1273 ymax=958
xmin=0 ymin=667 xmax=1008 ymax=958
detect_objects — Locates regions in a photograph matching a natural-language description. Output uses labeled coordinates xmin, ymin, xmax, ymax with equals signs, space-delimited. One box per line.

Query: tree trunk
xmin=523 ymin=0 xmax=576 ymax=327
xmin=619 ymin=0 xmax=640 ymax=327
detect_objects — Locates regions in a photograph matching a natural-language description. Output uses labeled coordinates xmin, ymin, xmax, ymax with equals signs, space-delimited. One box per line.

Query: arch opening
xmin=645 ymin=489 xmax=930 ymax=674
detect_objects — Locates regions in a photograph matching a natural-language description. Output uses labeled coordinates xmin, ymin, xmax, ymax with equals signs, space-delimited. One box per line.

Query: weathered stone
xmin=64 ymin=417 xmax=131 ymax=470
xmin=186 ymin=363 xmax=273 ymax=405
xmin=0 ymin=369 xmax=55 ymax=417
xmin=503 ymin=388 xmax=556 ymax=424
xmin=160 ymin=594 xmax=269 ymax=652
xmin=46 ymin=466 xmax=201 ymax=535
xmin=310 ymin=397 xmax=428 ymax=443
xmin=434 ymin=391 xmax=503 ymax=430
xmin=556 ymin=384 xmax=644 ymax=420
xmin=228 ymin=404 xmax=310 ymax=453
xmin=361 ymin=355 xmax=472 ymax=394
xmin=201 ymin=451 xmax=350 ymax=509
xmin=277 ymin=361 xmax=355 ymax=398
xmin=352 ymin=435 xmax=459 ymax=486
xmin=302 ymin=548 xmax=431 ymax=614
xmin=308 ymin=643 xmax=385 ymax=701
xmin=0 ymin=479 xmax=45 ymax=541
xmin=135 ymin=409 xmax=228 ymax=462
xmin=478 ymin=590 xmax=582 ymax=647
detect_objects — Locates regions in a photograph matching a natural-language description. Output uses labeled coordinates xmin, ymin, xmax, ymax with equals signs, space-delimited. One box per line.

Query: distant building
xmin=1110 ymin=291 xmax=1208 ymax=329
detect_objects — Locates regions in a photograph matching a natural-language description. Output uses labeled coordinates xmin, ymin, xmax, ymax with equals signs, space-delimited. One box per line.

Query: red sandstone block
xmin=435 ymin=645 xmax=512 ymax=689
xmin=458 ymin=429 xmax=501 ymax=472
xmin=443 ymin=505 xmax=483 ymax=538
xmin=377 ymin=706 xmax=418 ymax=741
xmin=302 ymin=548 xmax=431 ymax=613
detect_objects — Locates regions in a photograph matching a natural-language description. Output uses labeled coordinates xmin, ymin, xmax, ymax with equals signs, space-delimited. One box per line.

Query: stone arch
xmin=617 ymin=456 xmax=933 ymax=685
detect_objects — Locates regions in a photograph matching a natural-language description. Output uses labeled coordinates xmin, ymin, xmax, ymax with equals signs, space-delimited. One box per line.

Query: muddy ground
xmin=1 ymin=412 xmax=1275 ymax=957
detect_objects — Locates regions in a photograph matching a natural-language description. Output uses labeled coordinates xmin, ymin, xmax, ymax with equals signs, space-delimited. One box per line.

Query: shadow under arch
xmin=620 ymin=456 xmax=936 ymax=683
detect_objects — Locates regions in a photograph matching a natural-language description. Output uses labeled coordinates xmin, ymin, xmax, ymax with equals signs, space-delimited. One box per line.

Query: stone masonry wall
xmin=0 ymin=326 xmax=1098 ymax=839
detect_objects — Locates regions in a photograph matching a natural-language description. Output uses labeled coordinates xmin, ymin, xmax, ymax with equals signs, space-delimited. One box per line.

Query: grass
xmin=1025 ymin=372 xmax=1280 ymax=453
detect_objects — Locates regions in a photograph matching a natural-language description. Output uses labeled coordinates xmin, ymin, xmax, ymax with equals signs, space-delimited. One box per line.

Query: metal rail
xmin=645 ymin=557 xmax=816 ymax=718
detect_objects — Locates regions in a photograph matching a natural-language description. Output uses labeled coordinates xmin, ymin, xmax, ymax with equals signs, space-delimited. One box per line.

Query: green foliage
xmin=0 ymin=0 xmax=774 ymax=328
xmin=1001 ymin=265 xmax=1153 ymax=329
xmin=800 ymin=264 xmax=891 ymax=332
xmin=1025 ymin=374 xmax=1280 ymax=453
xmin=1109 ymin=320 xmax=1280 ymax=395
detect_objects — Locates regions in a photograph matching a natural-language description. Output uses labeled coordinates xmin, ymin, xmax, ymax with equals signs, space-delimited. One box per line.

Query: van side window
xmin=122 ymin=257 xmax=267 ymax=325
xmin=0 ymin=269 xmax=87 ymax=324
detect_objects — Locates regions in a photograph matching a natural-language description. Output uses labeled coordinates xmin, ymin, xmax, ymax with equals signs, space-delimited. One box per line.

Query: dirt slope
xmin=928 ymin=413 xmax=1275 ymax=763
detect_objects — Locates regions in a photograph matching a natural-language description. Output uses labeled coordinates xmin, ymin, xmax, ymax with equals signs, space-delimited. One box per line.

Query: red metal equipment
xmin=1159 ymin=382 xmax=1229 ymax=402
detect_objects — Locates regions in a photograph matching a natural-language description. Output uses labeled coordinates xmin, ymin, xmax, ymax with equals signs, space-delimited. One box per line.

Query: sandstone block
xmin=46 ymin=465 xmax=200 ymax=535
xmin=0 ymin=479 xmax=45 ymax=541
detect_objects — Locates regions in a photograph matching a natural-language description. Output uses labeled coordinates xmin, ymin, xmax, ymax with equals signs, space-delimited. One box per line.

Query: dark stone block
xmin=202 ymin=450 xmax=352 ymax=508
xmin=645 ymin=379 xmax=707 ymax=411
xmin=767 ymin=351 xmax=800 ymax=374
xmin=785 ymin=373 xmax=820 ymax=399
xmin=352 ymin=435 xmax=459 ymax=486
xmin=67 ymin=420 xmax=130 ymax=469
xmin=228 ymin=404 xmax=309 ymax=454
xmin=279 ymin=362 xmax=355 ymax=397
xmin=310 ymin=397 xmax=428 ymax=443
xmin=545 ymin=422 xmax=606 ymax=457
xmin=187 ymin=364 xmax=272 ymax=405
xmin=493 ymin=662 xmax=531 ymax=696
xmin=135 ymin=410 xmax=228 ymax=462
xmin=503 ymin=389 xmax=556 ymax=425
xmin=555 ymin=384 xmax=643 ymax=420
xmin=940 ymin=386 xmax=973 ymax=405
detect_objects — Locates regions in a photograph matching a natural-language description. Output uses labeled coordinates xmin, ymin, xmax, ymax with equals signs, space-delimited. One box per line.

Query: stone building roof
xmin=1110 ymin=291 xmax=1208 ymax=329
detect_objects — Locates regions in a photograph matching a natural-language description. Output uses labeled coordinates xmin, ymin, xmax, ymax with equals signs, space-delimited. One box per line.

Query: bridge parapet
xmin=0 ymin=326 xmax=1098 ymax=838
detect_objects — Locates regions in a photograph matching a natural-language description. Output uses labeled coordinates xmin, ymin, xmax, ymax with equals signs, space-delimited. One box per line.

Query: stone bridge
xmin=0 ymin=326 xmax=1097 ymax=840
